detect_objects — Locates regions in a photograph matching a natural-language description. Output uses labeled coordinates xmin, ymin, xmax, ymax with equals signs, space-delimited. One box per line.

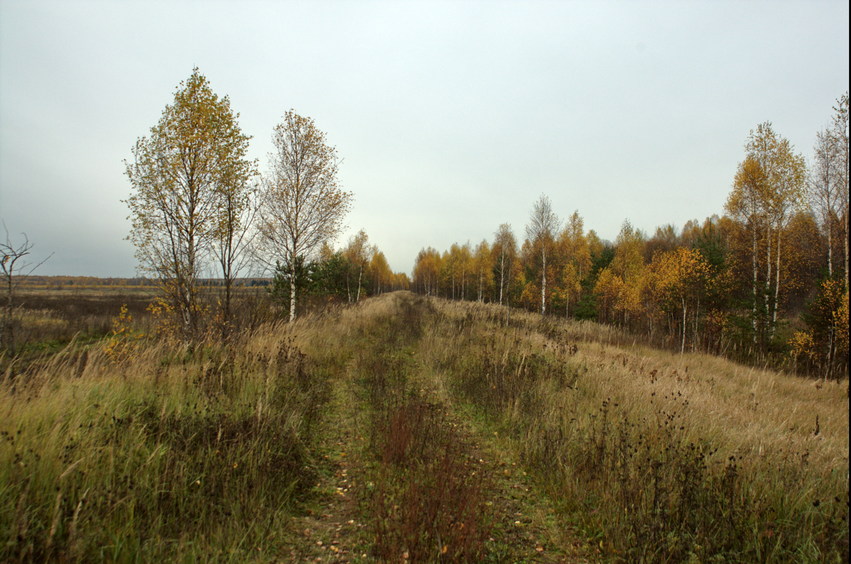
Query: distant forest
xmin=11 ymin=73 xmax=843 ymax=380
xmin=412 ymin=97 xmax=849 ymax=379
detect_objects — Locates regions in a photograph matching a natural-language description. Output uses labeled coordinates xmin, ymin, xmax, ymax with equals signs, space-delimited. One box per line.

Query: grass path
xmin=284 ymin=377 xmax=371 ymax=562
xmin=286 ymin=292 xmax=594 ymax=562
xmin=411 ymin=362 xmax=592 ymax=563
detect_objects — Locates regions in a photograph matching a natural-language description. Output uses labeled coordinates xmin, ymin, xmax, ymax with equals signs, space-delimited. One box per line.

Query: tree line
xmin=124 ymin=69 xmax=407 ymax=339
xmin=412 ymin=95 xmax=849 ymax=379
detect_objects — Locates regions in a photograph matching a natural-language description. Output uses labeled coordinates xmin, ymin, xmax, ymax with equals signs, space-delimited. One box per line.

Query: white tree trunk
xmin=499 ymin=251 xmax=505 ymax=305
xmin=751 ymin=220 xmax=758 ymax=344
xmin=827 ymin=220 xmax=833 ymax=278
xmin=540 ymin=249 xmax=547 ymax=315
xmin=772 ymin=229 xmax=782 ymax=334
xmin=289 ymin=264 xmax=297 ymax=322
xmin=764 ymin=226 xmax=772 ymax=325
xmin=845 ymin=212 xmax=849 ymax=291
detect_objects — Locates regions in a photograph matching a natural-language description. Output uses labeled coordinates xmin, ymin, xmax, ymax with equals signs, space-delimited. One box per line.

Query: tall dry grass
xmin=0 ymin=309 xmax=338 ymax=562
xmin=2 ymin=291 xmax=847 ymax=562
xmin=418 ymin=297 xmax=849 ymax=562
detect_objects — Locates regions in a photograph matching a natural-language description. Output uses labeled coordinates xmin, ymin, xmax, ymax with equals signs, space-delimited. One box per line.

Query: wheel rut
xmin=289 ymin=293 xmax=594 ymax=562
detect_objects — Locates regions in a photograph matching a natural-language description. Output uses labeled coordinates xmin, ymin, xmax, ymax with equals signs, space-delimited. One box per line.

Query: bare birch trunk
xmin=845 ymin=211 xmax=849 ymax=291
xmin=461 ymin=268 xmax=466 ymax=301
xmin=540 ymin=249 xmax=547 ymax=315
xmin=289 ymin=263 xmax=297 ymax=322
xmin=764 ymin=226 xmax=772 ymax=326
xmin=752 ymin=221 xmax=758 ymax=344
xmin=499 ymin=251 xmax=505 ymax=305
xmin=772 ymin=228 xmax=782 ymax=335
xmin=827 ymin=221 xmax=833 ymax=278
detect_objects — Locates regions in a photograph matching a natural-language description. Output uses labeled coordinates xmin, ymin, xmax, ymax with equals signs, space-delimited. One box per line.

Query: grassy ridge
xmin=418 ymin=298 xmax=849 ymax=561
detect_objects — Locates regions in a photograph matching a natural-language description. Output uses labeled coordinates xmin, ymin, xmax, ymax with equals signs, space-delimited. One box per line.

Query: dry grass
xmin=1 ymin=291 xmax=847 ymax=561
xmin=418 ymin=297 xmax=849 ymax=561
xmin=425 ymin=298 xmax=848 ymax=465
xmin=2 ymin=285 xmax=278 ymax=367
xmin=0 ymin=313 xmax=335 ymax=561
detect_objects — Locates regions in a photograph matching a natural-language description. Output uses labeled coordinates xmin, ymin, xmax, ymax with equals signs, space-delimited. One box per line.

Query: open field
xmin=13 ymin=286 xmax=159 ymax=344
xmin=1 ymin=292 xmax=847 ymax=562
xmin=3 ymin=284 xmax=274 ymax=363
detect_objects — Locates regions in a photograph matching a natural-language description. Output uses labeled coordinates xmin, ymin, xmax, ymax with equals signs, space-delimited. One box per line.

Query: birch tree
xmin=213 ymin=175 xmax=258 ymax=337
xmin=828 ymin=93 xmax=849 ymax=289
xmin=526 ymin=195 xmax=560 ymax=314
xmin=726 ymin=156 xmax=769 ymax=345
xmin=608 ymin=221 xmax=646 ymax=326
xmin=125 ymin=68 xmax=254 ymax=338
xmin=557 ymin=211 xmax=591 ymax=317
xmin=413 ymin=247 xmax=441 ymax=296
xmin=492 ymin=223 xmax=517 ymax=306
xmin=810 ymin=127 xmax=842 ymax=278
xmin=648 ymin=247 xmax=711 ymax=353
xmin=472 ymin=240 xmax=493 ymax=302
xmin=369 ymin=251 xmax=393 ymax=295
xmin=746 ymin=123 xmax=806 ymax=333
xmin=344 ymin=229 xmax=372 ymax=303
xmin=258 ymin=110 xmax=353 ymax=321
xmin=454 ymin=243 xmax=473 ymax=300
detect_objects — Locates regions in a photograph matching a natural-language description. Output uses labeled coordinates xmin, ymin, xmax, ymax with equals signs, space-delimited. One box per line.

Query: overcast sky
xmin=0 ymin=0 xmax=848 ymax=277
